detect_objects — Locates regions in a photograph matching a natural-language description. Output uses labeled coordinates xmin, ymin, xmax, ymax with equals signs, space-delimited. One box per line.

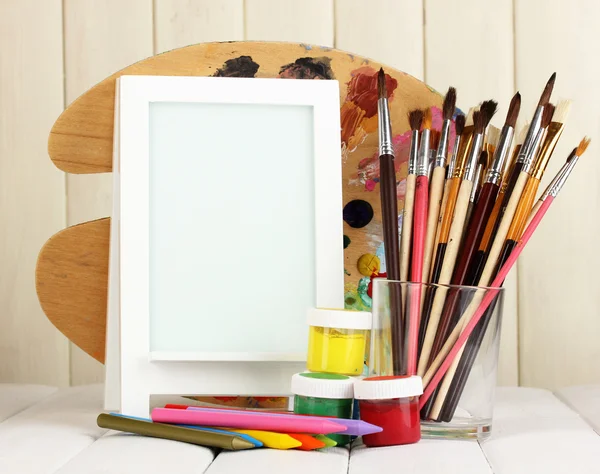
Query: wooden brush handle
xmin=422 ymin=166 xmax=446 ymax=283
xmin=419 ymin=181 xmax=473 ymax=370
xmin=423 ymin=171 xmax=530 ymax=386
xmin=400 ymin=174 xmax=416 ymax=282
xmin=507 ymin=177 xmax=540 ymax=241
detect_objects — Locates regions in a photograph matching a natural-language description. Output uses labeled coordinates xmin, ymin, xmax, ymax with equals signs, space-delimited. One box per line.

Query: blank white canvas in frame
xmin=118 ymin=75 xmax=344 ymax=416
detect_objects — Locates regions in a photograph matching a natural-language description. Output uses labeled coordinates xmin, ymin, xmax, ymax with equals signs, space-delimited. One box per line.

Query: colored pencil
xmin=223 ymin=429 xmax=302 ymax=450
xmin=97 ymin=413 xmax=256 ymax=450
xmin=178 ymin=406 xmax=382 ymax=436
xmin=315 ymin=434 xmax=337 ymax=447
xmin=289 ymin=433 xmax=326 ymax=451
xmin=151 ymin=408 xmax=347 ymax=434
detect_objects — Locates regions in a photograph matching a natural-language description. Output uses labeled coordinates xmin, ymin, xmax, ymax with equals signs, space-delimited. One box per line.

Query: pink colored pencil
xmin=420 ymin=197 xmax=552 ymax=407
xmin=151 ymin=407 xmax=347 ymax=435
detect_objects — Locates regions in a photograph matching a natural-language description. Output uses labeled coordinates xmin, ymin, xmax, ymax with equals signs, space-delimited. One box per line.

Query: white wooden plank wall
xmin=0 ymin=0 xmax=597 ymax=390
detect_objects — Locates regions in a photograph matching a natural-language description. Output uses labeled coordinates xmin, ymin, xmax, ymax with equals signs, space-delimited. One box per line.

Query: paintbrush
xmin=400 ymin=109 xmax=424 ymax=285
xmin=418 ymin=103 xmax=497 ymax=385
xmin=422 ymin=88 xmax=456 ymax=286
xmin=494 ymin=102 xmax=559 ymax=274
xmin=377 ymin=68 xmax=404 ymax=374
xmin=406 ymin=108 xmax=433 ymax=375
xmin=432 ymin=137 xmax=590 ymax=420
xmin=466 ymin=101 xmax=523 ymax=285
xmin=417 ymin=109 xmax=474 ymax=375
xmin=418 ymin=113 xmax=465 ymax=357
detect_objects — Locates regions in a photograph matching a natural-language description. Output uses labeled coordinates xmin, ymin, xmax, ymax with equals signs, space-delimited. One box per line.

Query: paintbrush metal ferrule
xmin=517 ymin=106 xmax=543 ymax=164
xmin=523 ymin=126 xmax=546 ymax=173
xmin=377 ymin=98 xmax=394 ymax=157
xmin=470 ymin=165 xmax=482 ymax=203
xmin=463 ymin=133 xmax=484 ymax=181
xmin=532 ymin=121 xmax=564 ymax=180
xmin=485 ymin=125 xmax=514 ymax=186
xmin=547 ymin=156 xmax=579 ymax=197
xmin=418 ymin=129 xmax=431 ymax=176
xmin=435 ymin=119 xmax=451 ymax=167
xmin=447 ymin=134 xmax=461 ymax=179
xmin=409 ymin=130 xmax=419 ymax=174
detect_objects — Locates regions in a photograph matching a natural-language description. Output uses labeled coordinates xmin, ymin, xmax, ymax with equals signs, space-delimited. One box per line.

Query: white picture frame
xmin=117 ymin=75 xmax=344 ymax=416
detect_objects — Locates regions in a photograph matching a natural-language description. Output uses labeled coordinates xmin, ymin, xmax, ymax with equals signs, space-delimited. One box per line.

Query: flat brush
xmin=494 ymin=102 xmax=559 ymax=274
xmin=422 ymin=88 xmax=456 ymax=286
xmin=418 ymin=113 xmax=465 ymax=357
xmin=408 ymin=107 xmax=433 ymax=375
xmin=419 ymin=103 xmax=496 ymax=383
xmin=377 ymin=68 xmax=403 ymax=374
xmin=434 ymin=137 xmax=590 ymax=420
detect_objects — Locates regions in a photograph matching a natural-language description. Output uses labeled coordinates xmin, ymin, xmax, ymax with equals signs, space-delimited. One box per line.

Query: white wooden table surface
xmin=0 ymin=383 xmax=598 ymax=474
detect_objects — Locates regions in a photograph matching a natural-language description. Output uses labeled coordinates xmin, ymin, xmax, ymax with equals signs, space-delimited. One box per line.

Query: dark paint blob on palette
xmin=213 ymin=56 xmax=260 ymax=77
xmin=344 ymin=235 xmax=351 ymax=249
xmin=279 ymin=57 xmax=334 ymax=79
xmin=343 ymin=200 xmax=374 ymax=228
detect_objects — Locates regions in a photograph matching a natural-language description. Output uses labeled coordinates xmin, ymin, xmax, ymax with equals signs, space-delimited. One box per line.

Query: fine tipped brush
xmin=377 ymin=68 xmax=403 ymax=374
xmin=399 ymin=109 xmax=424 ymax=290
xmin=432 ymin=137 xmax=590 ymax=420
xmin=422 ymin=88 xmax=456 ymax=286
xmin=418 ymin=101 xmax=496 ymax=383
xmin=466 ymin=93 xmax=521 ymax=284
xmin=408 ymin=107 xmax=433 ymax=375
xmin=494 ymin=102 xmax=558 ymax=274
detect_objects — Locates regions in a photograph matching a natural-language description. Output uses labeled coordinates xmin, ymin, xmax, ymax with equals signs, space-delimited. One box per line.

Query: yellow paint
xmin=306 ymin=326 xmax=367 ymax=375
xmin=357 ymin=253 xmax=380 ymax=276
xmin=223 ymin=429 xmax=301 ymax=450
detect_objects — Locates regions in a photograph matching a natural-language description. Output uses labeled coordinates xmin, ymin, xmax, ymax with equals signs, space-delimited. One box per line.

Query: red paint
xmin=359 ymin=397 xmax=421 ymax=447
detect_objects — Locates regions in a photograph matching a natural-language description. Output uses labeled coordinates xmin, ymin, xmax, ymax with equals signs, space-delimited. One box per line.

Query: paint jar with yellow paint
xmin=306 ymin=308 xmax=372 ymax=376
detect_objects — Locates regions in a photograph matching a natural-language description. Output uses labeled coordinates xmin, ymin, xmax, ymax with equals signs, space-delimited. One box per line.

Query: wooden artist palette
xmin=36 ymin=41 xmax=443 ymax=363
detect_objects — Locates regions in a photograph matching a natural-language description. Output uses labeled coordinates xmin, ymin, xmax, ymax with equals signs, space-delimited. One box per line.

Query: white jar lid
xmin=307 ymin=308 xmax=372 ymax=330
xmin=354 ymin=375 xmax=423 ymax=400
xmin=291 ymin=372 xmax=355 ymax=399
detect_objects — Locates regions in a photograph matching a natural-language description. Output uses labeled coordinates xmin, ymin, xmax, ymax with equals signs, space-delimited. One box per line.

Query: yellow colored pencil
xmin=222 ymin=428 xmax=302 ymax=450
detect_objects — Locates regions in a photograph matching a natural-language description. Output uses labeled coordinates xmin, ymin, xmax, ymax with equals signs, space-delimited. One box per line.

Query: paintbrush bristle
xmin=506 ymin=92 xmax=521 ymax=128
xmin=552 ymin=99 xmax=572 ymax=124
xmin=516 ymin=122 xmax=529 ymax=145
xmin=408 ymin=109 xmax=424 ymax=131
xmin=538 ymin=72 xmax=557 ymax=106
xmin=422 ymin=107 xmax=433 ymax=129
xmin=443 ymin=87 xmax=457 ymax=121
xmin=576 ymin=136 xmax=591 ymax=156
xmin=473 ymin=110 xmax=484 ymax=134
xmin=480 ymin=100 xmax=498 ymax=128
xmin=430 ymin=129 xmax=441 ymax=150
xmin=455 ymin=114 xmax=466 ymax=136
xmin=377 ymin=68 xmax=387 ymax=100
xmin=486 ymin=126 xmax=501 ymax=149
xmin=478 ymin=150 xmax=488 ymax=167
xmin=541 ymin=103 xmax=555 ymax=128
xmin=465 ymin=107 xmax=476 ymax=127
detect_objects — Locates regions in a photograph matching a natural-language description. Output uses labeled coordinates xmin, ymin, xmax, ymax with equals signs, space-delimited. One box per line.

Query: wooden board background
xmin=2 ymin=0 xmax=598 ymax=390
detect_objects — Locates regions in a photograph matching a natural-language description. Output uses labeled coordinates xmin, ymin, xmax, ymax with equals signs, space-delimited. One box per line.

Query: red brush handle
xmin=407 ymin=175 xmax=429 ymax=375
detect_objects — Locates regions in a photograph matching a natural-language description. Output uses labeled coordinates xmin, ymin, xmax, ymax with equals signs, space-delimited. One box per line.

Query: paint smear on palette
xmin=344 ymin=277 xmax=372 ymax=311
xmin=213 ymin=56 xmax=259 ymax=77
xmin=341 ymin=67 xmax=398 ymax=154
xmin=279 ymin=57 xmax=334 ymax=79
xmin=351 ymin=106 xmax=457 ymax=199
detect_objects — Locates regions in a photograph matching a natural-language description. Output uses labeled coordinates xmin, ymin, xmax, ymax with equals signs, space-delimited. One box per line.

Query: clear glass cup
xmin=369 ymin=279 xmax=504 ymax=441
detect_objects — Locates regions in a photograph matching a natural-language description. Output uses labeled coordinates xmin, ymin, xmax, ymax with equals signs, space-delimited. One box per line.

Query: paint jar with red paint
xmin=354 ymin=375 xmax=423 ymax=447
